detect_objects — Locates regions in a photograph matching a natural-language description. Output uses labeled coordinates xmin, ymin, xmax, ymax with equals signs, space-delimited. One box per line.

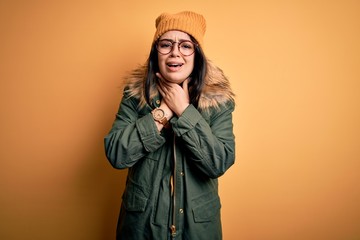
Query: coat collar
xmin=123 ymin=60 xmax=234 ymax=111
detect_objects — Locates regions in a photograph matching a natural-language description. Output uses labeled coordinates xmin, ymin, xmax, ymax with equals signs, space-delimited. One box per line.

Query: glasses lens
xmin=156 ymin=40 xmax=196 ymax=56
xmin=157 ymin=40 xmax=172 ymax=55
xmin=179 ymin=41 xmax=195 ymax=56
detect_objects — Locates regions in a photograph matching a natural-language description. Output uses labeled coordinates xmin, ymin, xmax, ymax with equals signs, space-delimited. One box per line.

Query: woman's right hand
xmin=156 ymin=72 xmax=190 ymax=117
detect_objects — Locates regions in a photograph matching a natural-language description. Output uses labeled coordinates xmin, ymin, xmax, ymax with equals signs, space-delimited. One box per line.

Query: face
xmin=157 ymin=30 xmax=195 ymax=84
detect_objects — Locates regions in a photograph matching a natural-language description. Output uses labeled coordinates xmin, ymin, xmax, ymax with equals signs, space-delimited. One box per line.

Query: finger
xmin=156 ymin=72 xmax=172 ymax=90
xmin=155 ymin=73 xmax=168 ymax=93
xmin=155 ymin=72 xmax=163 ymax=81
xmin=182 ymin=78 xmax=189 ymax=95
xmin=157 ymin=83 xmax=165 ymax=97
xmin=156 ymin=72 xmax=169 ymax=85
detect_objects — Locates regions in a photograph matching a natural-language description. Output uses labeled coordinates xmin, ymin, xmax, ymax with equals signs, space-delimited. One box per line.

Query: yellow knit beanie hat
xmin=153 ymin=11 xmax=206 ymax=47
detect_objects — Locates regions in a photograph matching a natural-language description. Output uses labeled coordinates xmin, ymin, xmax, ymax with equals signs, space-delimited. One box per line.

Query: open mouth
xmin=167 ymin=63 xmax=184 ymax=67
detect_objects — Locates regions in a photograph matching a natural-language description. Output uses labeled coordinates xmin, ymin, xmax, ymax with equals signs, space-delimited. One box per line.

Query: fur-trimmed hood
xmin=123 ymin=60 xmax=234 ymax=111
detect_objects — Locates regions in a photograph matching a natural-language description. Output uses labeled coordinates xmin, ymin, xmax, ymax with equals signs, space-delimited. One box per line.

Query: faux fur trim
xmin=123 ymin=60 xmax=234 ymax=110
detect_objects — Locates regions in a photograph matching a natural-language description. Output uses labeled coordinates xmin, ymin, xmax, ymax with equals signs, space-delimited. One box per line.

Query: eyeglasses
xmin=156 ymin=39 xmax=197 ymax=56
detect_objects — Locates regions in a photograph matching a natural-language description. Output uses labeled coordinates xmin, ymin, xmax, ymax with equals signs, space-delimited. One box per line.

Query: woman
xmin=104 ymin=11 xmax=235 ymax=240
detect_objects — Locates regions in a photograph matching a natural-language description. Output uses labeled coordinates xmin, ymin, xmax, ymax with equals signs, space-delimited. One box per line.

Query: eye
xmin=180 ymin=41 xmax=194 ymax=49
xmin=158 ymin=40 xmax=172 ymax=48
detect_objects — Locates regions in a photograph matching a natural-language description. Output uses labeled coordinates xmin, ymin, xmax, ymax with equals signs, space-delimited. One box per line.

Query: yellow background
xmin=1 ymin=0 xmax=359 ymax=239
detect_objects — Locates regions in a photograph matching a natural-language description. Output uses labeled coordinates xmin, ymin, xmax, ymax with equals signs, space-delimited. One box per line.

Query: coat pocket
xmin=192 ymin=193 xmax=221 ymax=223
xmin=122 ymin=180 xmax=149 ymax=212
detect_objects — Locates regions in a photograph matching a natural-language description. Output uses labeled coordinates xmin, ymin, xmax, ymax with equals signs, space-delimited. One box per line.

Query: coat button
xmin=156 ymin=99 xmax=160 ymax=105
xmin=180 ymin=172 xmax=184 ymax=176
xmin=179 ymin=208 xmax=184 ymax=214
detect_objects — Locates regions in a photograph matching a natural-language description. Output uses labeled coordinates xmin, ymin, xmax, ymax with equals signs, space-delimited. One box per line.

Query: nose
xmin=170 ymin=42 xmax=180 ymax=56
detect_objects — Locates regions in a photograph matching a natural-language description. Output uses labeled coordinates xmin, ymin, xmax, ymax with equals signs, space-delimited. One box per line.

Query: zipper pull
xmin=170 ymin=225 xmax=177 ymax=238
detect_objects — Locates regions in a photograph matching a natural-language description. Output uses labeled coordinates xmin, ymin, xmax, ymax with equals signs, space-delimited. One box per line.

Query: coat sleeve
xmin=171 ymin=101 xmax=235 ymax=178
xmin=104 ymin=93 xmax=166 ymax=169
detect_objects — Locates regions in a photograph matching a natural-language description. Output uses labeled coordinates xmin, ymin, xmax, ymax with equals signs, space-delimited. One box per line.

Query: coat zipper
xmin=170 ymin=133 xmax=177 ymax=239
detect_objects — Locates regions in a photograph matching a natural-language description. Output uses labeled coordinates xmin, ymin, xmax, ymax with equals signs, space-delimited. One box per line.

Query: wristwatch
xmin=151 ymin=108 xmax=168 ymax=126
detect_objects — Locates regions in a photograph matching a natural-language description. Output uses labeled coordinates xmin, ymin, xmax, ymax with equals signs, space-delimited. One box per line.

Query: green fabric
xmin=104 ymin=91 xmax=235 ymax=240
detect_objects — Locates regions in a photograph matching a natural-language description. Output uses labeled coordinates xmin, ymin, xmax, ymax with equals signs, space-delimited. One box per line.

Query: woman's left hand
xmin=156 ymin=73 xmax=190 ymax=117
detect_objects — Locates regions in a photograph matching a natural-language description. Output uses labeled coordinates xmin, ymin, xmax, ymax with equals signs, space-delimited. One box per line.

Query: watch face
xmin=153 ymin=108 xmax=165 ymax=120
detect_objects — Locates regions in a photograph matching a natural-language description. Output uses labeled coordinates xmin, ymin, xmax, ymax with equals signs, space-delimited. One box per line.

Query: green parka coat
xmin=104 ymin=61 xmax=235 ymax=240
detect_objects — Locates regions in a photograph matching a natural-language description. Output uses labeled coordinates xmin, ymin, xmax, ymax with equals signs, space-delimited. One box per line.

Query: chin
xmin=163 ymin=74 xmax=188 ymax=84
xmin=167 ymin=78 xmax=186 ymax=84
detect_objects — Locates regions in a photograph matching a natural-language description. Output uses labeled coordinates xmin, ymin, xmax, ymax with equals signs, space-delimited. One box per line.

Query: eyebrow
xmin=159 ymin=38 xmax=191 ymax=42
